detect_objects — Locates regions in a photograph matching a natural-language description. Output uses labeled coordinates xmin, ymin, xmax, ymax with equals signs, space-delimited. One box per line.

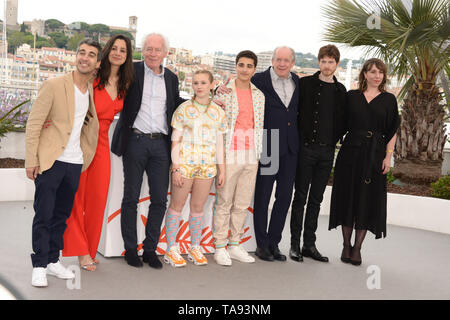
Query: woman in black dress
xmin=329 ymin=58 xmax=400 ymax=266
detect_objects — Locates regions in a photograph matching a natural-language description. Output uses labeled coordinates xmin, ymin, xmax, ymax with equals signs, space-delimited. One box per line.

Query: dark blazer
xmin=298 ymin=71 xmax=347 ymax=146
xmin=111 ymin=61 xmax=185 ymax=156
xmin=252 ymin=67 xmax=300 ymax=157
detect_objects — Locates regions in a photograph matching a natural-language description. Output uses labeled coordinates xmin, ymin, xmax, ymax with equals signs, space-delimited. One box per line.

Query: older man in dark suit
xmin=111 ymin=33 xmax=185 ymax=269
xmin=252 ymin=47 xmax=300 ymax=261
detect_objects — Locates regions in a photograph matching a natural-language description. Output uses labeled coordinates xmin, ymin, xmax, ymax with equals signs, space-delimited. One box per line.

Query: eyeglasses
xmin=145 ymin=47 xmax=163 ymax=54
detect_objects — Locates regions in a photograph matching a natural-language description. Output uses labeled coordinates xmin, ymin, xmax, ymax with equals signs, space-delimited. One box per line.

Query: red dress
xmin=63 ymin=78 xmax=124 ymax=258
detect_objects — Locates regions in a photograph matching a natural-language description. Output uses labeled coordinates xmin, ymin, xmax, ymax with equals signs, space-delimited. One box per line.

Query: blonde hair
xmin=191 ymin=70 xmax=214 ymax=104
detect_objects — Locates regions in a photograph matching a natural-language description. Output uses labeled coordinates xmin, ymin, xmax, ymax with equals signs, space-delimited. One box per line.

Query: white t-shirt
xmin=57 ymin=85 xmax=90 ymax=164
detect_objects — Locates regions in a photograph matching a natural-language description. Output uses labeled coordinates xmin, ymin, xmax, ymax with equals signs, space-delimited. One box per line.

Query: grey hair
xmin=272 ymin=46 xmax=296 ymax=63
xmin=76 ymin=39 xmax=102 ymax=61
xmin=141 ymin=33 xmax=170 ymax=53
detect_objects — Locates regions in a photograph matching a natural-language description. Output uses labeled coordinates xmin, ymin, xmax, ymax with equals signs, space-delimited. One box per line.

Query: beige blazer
xmin=25 ymin=72 xmax=99 ymax=173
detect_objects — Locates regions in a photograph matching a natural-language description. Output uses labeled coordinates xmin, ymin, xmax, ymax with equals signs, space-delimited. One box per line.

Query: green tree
xmin=45 ymin=19 xmax=65 ymax=31
xmin=178 ymin=71 xmax=186 ymax=82
xmin=132 ymin=51 xmax=142 ymax=60
xmin=88 ymin=24 xmax=110 ymax=35
xmin=70 ymin=21 xmax=90 ymax=31
xmin=20 ymin=22 xmax=27 ymax=33
xmin=110 ymin=29 xmax=134 ymax=41
xmin=323 ymin=0 xmax=450 ymax=184
xmin=48 ymin=32 xmax=69 ymax=48
xmin=36 ymin=36 xmax=56 ymax=48
xmin=7 ymin=30 xmax=34 ymax=53
xmin=67 ymin=32 xmax=85 ymax=51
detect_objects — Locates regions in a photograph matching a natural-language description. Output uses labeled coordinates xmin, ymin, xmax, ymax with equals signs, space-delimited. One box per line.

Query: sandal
xmin=80 ymin=262 xmax=96 ymax=271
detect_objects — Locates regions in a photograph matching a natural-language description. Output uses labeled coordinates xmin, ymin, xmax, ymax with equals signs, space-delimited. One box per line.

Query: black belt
xmin=343 ymin=130 xmax=386 ymax=185
xmin=133 ymin=128 xmax=166 ymax=139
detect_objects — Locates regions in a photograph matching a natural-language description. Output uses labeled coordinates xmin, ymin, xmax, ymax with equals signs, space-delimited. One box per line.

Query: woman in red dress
xmin=63 ymin=35 xmax=134 ymax=270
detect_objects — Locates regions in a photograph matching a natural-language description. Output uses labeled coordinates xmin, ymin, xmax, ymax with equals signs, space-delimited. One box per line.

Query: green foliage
xmin=67 ymin=32 xmax=85 ymax=51
xmin=295 ymin=52 xmax=320 ymax=68
xmin=35 ymin=37 xmax=56 ymax=49
xmin=6 ymin=30 xmax=56 ymax=52
xmin=322 ymin=0 xmax=450 ymax=99
xmin=48 ymin=32 xmax=69 ymax=48
xmin=178 ymin=71 xmax=186 ymax=82
xmin=45 ymin=19 xmax=65 ymax=30
xmin=88 ymin=24 xmax=110 ymax=35
xmin=387 ymin=169 xmax=396 ymax=183
xmin=430 ymin=175 xmax=450 ymax=200
xmin=132 ymin=51 xmax=142 ymax=60
xmin=7 ymin=30 xmax=33 ymax=53
xmin=0 ymin=101 xmax=30 ymax=140
xmin=70 ymin=21 xmax=90 ymax=31
xmin=110 ymin=30 xmax=134 ymax=41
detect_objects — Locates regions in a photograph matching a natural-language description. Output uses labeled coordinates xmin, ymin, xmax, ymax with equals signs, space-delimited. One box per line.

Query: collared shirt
xmin=133 ymin=63 xmax=168 ymax=134
xmin=270 ymin=67 xmax=295 ymax=108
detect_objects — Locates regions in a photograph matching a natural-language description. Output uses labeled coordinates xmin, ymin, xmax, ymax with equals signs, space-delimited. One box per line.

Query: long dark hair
xmin=358 ymin=58 xmax=388 ymax=93
xmin=96 ymin=34 xmax=134 ymax=99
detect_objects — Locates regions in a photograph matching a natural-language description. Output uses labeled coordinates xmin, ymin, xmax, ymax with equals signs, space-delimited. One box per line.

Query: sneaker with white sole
xmin=164 ymin=246 xmax=187 ymax=268
xmin=229 ymin=245 xmax=255 ymax=263
xmin=188 ymin=246 xmax=208 ymax=266
xmin=32 ymin=267 xmax=48 ymax=287
xmin=214 ymin=247 xmax=232 ymax=266
xmin=46 ymin=261 xmax=75 ymax=279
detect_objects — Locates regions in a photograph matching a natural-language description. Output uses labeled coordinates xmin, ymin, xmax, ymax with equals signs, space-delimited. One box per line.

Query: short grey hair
xmin=141 ymin=33 xmax=170 ymax=53
xmin=272 ymin=46 xmax=296 ymax=63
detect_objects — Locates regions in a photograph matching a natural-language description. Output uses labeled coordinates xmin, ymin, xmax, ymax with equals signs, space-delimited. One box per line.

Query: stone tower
xmin=128 ymin=16 xmax=137 ymax=49
xmin=6 ymin=0 xmax=18 ymax=27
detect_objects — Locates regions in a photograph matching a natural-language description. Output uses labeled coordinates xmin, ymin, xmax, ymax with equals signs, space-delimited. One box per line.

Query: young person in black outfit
xmin=289 ymin=45 xmax=346 ymax=263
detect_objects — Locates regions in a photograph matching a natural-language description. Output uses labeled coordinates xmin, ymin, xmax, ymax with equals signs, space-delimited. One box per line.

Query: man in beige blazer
xmin=25 ymin=39 xmax=101 ymax=287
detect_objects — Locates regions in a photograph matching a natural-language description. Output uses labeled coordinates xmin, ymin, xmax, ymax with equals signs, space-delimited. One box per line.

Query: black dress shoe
xmin=255 ymin=247 xmax=274 ymax=261
xmin=289 ymin=246 xmax=303 ymax=262
xmin=143 ymin=251 xmax=163 ymax=269
xmin=341 ymin=244 xmax=352 ymax=264
xmin=269 ymin=246 xmax=287 ymax=261
xmin=350 ymin=246 xmax=362 ymax=266
xmin=124 ymin=250 xmax=143 ymax=268
xmin=302 ymin=246 xmax=329 ymax=263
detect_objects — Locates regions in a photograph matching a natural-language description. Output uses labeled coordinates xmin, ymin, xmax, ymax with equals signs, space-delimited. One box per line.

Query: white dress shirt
xmin=133 ymin=63 xmax=168 ymax=134
xmin=270 ymin=67 xmax=295 ymax=108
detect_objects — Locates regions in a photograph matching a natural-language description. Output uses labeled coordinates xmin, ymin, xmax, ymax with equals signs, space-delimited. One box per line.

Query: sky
xmin=3 ymin=0 xmax=365 ymax=59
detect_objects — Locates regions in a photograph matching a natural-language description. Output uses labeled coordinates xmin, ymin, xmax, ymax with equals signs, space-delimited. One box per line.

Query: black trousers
xmin=121 ymin=132 xmax=170 ymax=253
xmin=253 ymin=151 xmax=298 ymax=249
xmin=290 ymin=144 xmax=334 ymax=248
xmin=31 ymin=161 xmax=82 ymax=268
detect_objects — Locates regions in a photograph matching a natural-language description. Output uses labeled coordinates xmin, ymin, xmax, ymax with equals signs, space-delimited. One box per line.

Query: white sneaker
xmin=214 ymin=247 xmax=232 ymax=266
xmin=32 ymin=268 xmax=48 ymax=287
xmin=46 ymin=261 xmax=75 ymax=279
xmin=229 ymin=245 xmax=255 ymax=263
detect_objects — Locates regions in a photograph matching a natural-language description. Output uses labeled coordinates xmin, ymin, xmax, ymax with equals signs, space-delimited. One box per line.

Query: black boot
xmin=124 ymin=250 xmax=143 ymax=268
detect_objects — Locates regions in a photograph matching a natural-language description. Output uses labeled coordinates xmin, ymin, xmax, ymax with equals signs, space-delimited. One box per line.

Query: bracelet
xmin=386 ymin=149 xmax=394 ymax=153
